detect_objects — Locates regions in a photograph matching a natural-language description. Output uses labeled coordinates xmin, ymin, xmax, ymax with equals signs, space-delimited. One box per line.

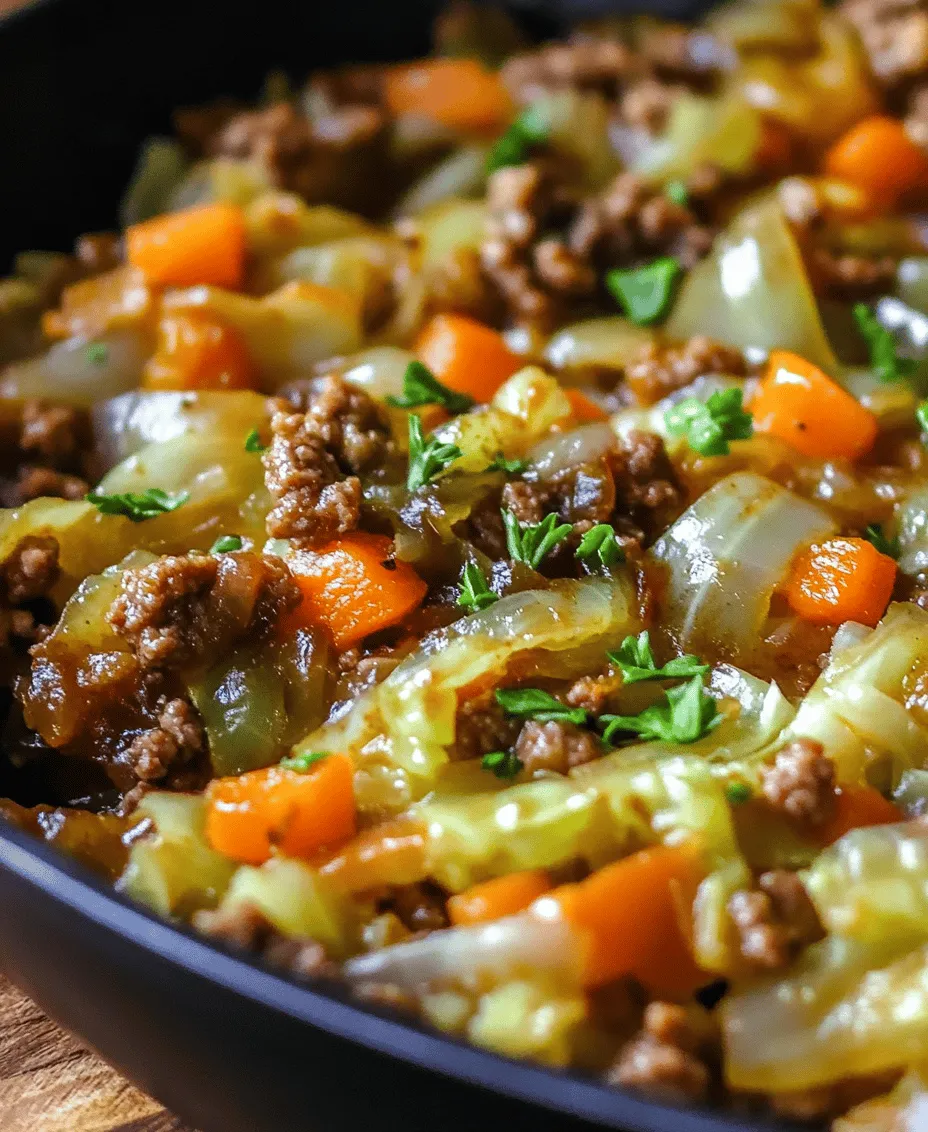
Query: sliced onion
xmin=526 ymin=421 xmax=616 ymax=480
xmin=0 ymin=329 xmax=150 ymax=407
xmin=342 ymin=346 xmax=417 ymax=401
xmin=393 ymin=147 xmax=488 ymax=218
xmin=896 ymin=487 xmax=928 ymax=576
xmin=544 ymin=316 xmax=653 ymax=374
xmin=897 ymin=258 xmax=928 ymax=314
xmin=649 ymin=472 xmax=837 ymax=656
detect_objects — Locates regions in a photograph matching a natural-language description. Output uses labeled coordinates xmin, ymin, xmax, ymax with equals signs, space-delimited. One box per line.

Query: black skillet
xmin=0 ymin=1 xmax=801 ymax=1128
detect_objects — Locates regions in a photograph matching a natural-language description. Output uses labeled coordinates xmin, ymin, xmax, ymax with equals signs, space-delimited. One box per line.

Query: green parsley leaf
xmin=495 ymin=687 xmax=588 ymax=725
xmin=86 ymin=487 xmax=189 ymax=523
xmin=918 ymin=399 xmax=928 ymax=434
xmin=457 ymin=561 xmax=498 ymax=612
xmin=576 ymin=524 xmax=625 ymax=569
xmin=244 ymin=428 xmax=267 ymax=453
xmin=481 ymin=750 xmax=523 ymax=780
xmin=502 ymin=509 xmax=572 ymax=570
xmin=86 ymin=342 xmax=109 ymax=366
xmin=406 ymin=414 xmax=462 ymax=491
xmin=665 ymin=387 xmax=753 ymax=457
xmin=854 ymin=303 xmax=918 ymax=384
xmin=279 ymin=751 xmax=328 ymax=773
xmin=487 ymin=453 xmax=529 ymax=475
xmin=665 ymin=179 xmax=689 ymax=207
xmin=607 ymin=630 xmax=709 ymax=685
xmin=864 ymin=523 xmax=901 ymax=559
xmin=387 ymin=360 xmax=475 ymax=415
xmin=606 ymin=257 xmax=680 ymax=326
xmin=599 ymin=674 xmax=720 ymax=745
xmin=210 ymin=534 xmax=243 ymax=554
xmin=486 ymin=104 xmax=550 ymax=175
xmin=725 ymin=782 xmax=752 ymax=805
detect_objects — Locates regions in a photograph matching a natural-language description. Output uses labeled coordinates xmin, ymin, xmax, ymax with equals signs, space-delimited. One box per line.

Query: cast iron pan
xmin=0 ymin=2 xmax=799 ymax=1129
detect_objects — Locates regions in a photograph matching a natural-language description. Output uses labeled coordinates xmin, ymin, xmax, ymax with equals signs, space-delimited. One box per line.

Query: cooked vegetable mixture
xmin=8 ymin=0 xmax=928 ymax=1123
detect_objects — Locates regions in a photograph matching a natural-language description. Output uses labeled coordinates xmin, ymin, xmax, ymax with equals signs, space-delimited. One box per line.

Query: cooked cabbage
xmin=0 ymin=329 xmax=151 ymax=406
xmin=245 ymin=191 xmax=376 ymax=259
xmin=120 ymin=137 xmax=190 ymax=227
xmin=544 ymin=317 xmax=653 ymax=375
xmin=632 ymin=93 xmax=763 ymax=181
xmin=649 ymin=472 xmax=837 ymax=659
xmin=394 ymin=151 xmax=488 ymax=218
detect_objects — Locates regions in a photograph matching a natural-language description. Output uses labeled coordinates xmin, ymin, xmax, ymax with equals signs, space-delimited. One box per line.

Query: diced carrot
xmin=284 ymin=533 xmax=427 ymax=651
xmin=143 ymin=310 xmax=256 ymax=391
xmin=448 ymin=870 xmax=552 ymax=927
xmin=384 ymin=59 xmax=512 ymax=133
xmin=786 ymin=537 xmax=896 ymax=627
xmin=318 ymin=820 xmax=429 ymax=893
xmin=815 ymin=784 xmax=902 ymax=846
xmin=565 ymin=388 xmax=609 ymax=424
xmin=415 ymin=313 xmax=522 ymax=403
xmin=751 ymin=350 xmax=878 ymax=461
xmin=126 ymin=203 xmax=247 ymax=290
xmin=205 ymin=754 xmax=356 ymax=865
xmin=824 ymin=115 xmax=928 ymax=206
xmin=541 ymin=843 xmax=707 ymax=996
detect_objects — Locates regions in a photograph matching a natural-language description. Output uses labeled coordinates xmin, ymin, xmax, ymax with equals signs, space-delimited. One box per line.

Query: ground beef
xmin=770 ymin=1072 xmax=903 ymax=1124
xmin=618 ymin=77 xmax=686 ymax=133
xmin=761 ymin=739 xmax=836 ymax=827
xmin=125 ymin=697 xmax=205 ymax=784
xmin=840 ymin=0 xmax=928 ymax=90
xmin=728 ymin=869 xmax=824 ymax=970
xmin=514 ymin=719 xmax=603 ymax=774
xmin=501 ymin=37 xmax=636 ymax=103
xmin=73 ymin=232 xmax=122 ymax=275
xmin=14 ymin=466 xmax=89 ymax=503
xmin=206 ymin=100 xmax=387 ymax=214
xmin=387 ymin=882 xmax=450 ymax=933
xmin=808 ymin=246 xmax=898 ymax=301
xmin=607 ymin=1001 xmax=714 ymax=1104
xmin=565 ymin=672 xmax=624 ymax=715
xmin=453 ymin=693 xmax=521 ymax=762
xmin=0 ymin=400 xmax=93 ymax=508
xmin=612 ymin=429 xmax=684 ymax=540
xmin=624 ymin=335 xmax=747 ymax=406
xmin=1 ymin=536 xmax=59 ymax=606
xmin=19 ymin=400 xmax=84 ymax=466
xmin=108 ymin=551 xmax=300 ymax=670
xmin=265 ymin=375 xmax=391 ymax=544
xmin=193 ymin=902 xmax=338 ymax=981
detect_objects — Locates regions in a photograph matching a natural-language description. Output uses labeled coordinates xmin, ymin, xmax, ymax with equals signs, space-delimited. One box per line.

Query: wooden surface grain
xmin=0 ymin=977 xmax=194 ymax=1132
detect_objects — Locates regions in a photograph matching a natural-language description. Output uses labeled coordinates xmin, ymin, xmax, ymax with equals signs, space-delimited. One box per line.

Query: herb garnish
xmin=576 ymin=524 xmax=625 ymax=569
xmin=665 ymin=387 xmax=753 ymax=457
xmin=864 ymin=523 xmax=901 ymax=559
xmin=854 ymin=303 xmax=918 ymax=384
xmin=245 ymin=428 xmax=267 ymax=453
xmin=86 ymin=342 xmax=109 ymax=366
xmin=210 ymin=534 xmax=243 ymax=554
xmin=606 ymin=257 xmax=680 ymax=326
xmin=86 ymin=487 xmax=189 ymax=522
xmin=502 ymin=509 xmax=572 ymax=570
xmin=725 ymin=782 xmax=752 ymax=805
xmin=486 ymin=105 xmax=550 ymax=175
xmin=457 ymin=561 xmax=498 ymax=612
xmin=665 ymin=179 xmax=689 ymax=207
xmin=495 ymin=687 xmax=588 ymax=726
xmin=481 ymin=750 xmax=523 ymax=779
xmin=599 ymin=674 xmax=720 ymax=745
xmin=608 ymin=631 xmax=709 ymax=685
xmin=387 ymin=360 xmax=475 ymax=415
xmin=279 ymin=751 xmax=328 ymax=773
xmin=918 ymin=400 xmax=928 ymax=435
xmin=487 ymin=453 xmax=528 ymax=475
xmin=406 ymin=414 xmax=462 ymax=491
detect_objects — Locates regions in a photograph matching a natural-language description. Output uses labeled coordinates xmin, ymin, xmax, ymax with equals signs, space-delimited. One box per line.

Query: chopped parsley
xmin=244 ymin=428 xmax=267 ymax=453
xmin=495 ymin=687 xmax=588 ymax=726
xmin=599 ymin=674 xmax=720 ymax=746
xmin=608 ymin=630 xmax=709 ymax=685
xmin=854 ymin=303 xmax=918 ymax=384
xmin=387 ymin=360 xmax=474 ymax=415
xmin=606 ymin=257 xmax=680 ymax=326
xmin=86 ymin=487 xmax=189 ymax=523
xmin=210 ymin=534 xmax=243 ymax=554
xmin=487 ymin=453 xmax=528 ymax=475
xmin=864 ymin=523 xmax=901 ymax=559
xmin=725 ymin=781 xmax=752 ymax=805
xmin=482 ymin=749 xmax=523 ymax=780
xmin=86 ymin=342 xmax=109 ymax=366
xmin=485 ymin=104 xmax=550 ymax=175
xmin=665 ymin=387 xmax=753 ymax=457
xmin=665 ymin=179 xmax=689 ymax=207
xmin=406 ymin=414 xmax=462 ymax=491
xmin=918 ymin=399 xmax=928 ymax=434
xmin=576 ymin=523 xmax=625 ymax=569
xmin=457 ymin=561 xmax=498 ymax=612
xmin=279 ymin=751 xmax=328 ymax=773
xmin=502 ymin=509 xmax=572 ymax=570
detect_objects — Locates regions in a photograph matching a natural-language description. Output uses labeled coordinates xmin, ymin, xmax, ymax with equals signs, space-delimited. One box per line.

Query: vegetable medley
xmin=8 ymin=0 xmax=928 ymax=1124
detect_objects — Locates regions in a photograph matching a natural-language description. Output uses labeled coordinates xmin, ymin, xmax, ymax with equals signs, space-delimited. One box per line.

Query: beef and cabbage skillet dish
xmin=6 ymin=0 xmax=928 ymax=1124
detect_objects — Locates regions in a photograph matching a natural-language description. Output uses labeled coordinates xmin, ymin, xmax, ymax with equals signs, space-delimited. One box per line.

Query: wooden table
xmin=0 ymin=977 xmax=193 ymax=1132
